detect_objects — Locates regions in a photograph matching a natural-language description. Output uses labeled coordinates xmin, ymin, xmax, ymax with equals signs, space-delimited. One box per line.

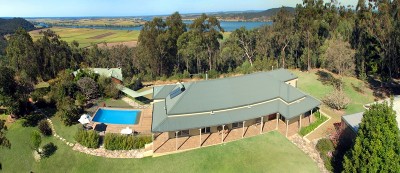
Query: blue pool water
xmin=92 ymin=108 xmax=140 ymax=125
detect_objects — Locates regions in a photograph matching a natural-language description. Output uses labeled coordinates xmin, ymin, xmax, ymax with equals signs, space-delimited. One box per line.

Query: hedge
xmin=104 ymin=133 xmax=152 ymax=150
xmin=299 ymin=112 xmax=328 ymax=136
xmin=74 ymin=128 xmax=100 ymax=148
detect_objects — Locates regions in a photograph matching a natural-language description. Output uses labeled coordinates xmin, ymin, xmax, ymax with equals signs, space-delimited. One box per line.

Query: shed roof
xmin=152 ymin=69 xmax=320 ymax=132
xmin=73 ymin=68 xmax=123 ymax=81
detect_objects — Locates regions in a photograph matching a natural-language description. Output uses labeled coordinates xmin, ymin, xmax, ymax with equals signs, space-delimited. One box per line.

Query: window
xmin=177 ymin=130 xmax=189 ymax=137
xmin=232 ymin=122 xmax=244 ymax=129
xmin=201 ymin=127 xmax=210 ymax=134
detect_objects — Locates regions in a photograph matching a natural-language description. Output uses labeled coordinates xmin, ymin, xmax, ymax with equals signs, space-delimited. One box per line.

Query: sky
xmin=0 ymin=0 xmax=359 ymax=17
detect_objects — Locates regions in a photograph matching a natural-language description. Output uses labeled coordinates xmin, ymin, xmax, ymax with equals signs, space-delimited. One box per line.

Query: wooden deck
xmin=153 ymin=115 xmax=314 ymax=154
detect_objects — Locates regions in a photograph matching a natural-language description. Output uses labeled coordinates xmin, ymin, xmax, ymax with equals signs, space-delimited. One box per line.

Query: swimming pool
xmin=92 ymin=108 xmax=140 ymax=125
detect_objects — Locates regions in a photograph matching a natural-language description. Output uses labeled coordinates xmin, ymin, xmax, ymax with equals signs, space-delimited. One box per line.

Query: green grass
xmin=98 ymin=98 xmax=133 ymax=108
xmin=299 ymin=112 xmax=328 ymax=136
xmin=29 ymin=27 xmax=140 ymax=48
xmin=0 ymin=120 xmax=319 ymax=173
xmin=291 ymin=69 xmax=375 ymax=115
xmin=34 ymin=82 xmax=50 ymax=89
xmin=50 ymin=115 xmax=79 ymax=143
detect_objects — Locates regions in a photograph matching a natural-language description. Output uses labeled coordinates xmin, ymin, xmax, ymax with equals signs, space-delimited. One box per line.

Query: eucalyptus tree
xmin=188 ymin=14 xmax=224 ymax=71
xmin=228 ymin=27 xmax=257 ymax=67
xmin=273 ymin=7 xmax=295 ymax=68
xmin=5 ymin=28 xmax=38 ymax=81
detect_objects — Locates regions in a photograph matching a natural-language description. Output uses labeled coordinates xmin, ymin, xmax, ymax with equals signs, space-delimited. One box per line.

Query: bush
xmin=41 ymin=142 xmax=57 ymax=158
xmin=322 ymin=89 xmax=350 ymax=110
xmin=130 ymin=78 xmax=143 ymax=91
xmin=316 ymin=138 xmax=334 ymax=172
xmin=316 ymin=138 xmax=334 ymax=153
xmin=31 ymin=130 xmax=41 ymax=151
xmin=104 ymin=133 xmax=152 ymax=150
xmin=38 ymin=120 xmax=52 ymax=136
xmin=22 ymin=113 xmax=46 ymax=127
xmin=74 ymin=128 xmax=100 ymax=148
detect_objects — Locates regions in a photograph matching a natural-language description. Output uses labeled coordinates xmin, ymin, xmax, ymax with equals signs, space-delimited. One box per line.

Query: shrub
xmin=207 ymin=69 xmax=219 ymax=79
xmin=322 ymin=89 xmax=350 ymax=110
xmin=74 ymin=128 xmax=100 ymax=148
xmin=41 ymin=142 xmax=57 ymax=158
xmin=129 ymin=78 xmax=143 ymax=91
xmin=31 ymin=130 xmax=41 ymax=151
xmin=104 ymin=133 xmax=152 ymax=150
xmin=316 ymin=138 xmax=334 ymax=172
xmin=38 ymin=120 xmax=52 ymax=136
xmin=316 ymin=138 xmax=334 ymax=153
xmin=22 ymin=113 xmax=46 ymax=127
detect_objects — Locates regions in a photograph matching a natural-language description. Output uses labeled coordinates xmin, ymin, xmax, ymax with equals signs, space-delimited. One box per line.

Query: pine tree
xmin=343 ymin=101 xmax=400 ymax=172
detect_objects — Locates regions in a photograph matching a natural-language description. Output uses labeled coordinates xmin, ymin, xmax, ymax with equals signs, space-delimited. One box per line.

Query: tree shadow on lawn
xmin=366 ymin=76 xmax=400 ymax=100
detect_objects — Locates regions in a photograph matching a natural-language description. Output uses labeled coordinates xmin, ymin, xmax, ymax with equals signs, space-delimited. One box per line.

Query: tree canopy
xmin=343 ymin=101 xmax=400 ymax=172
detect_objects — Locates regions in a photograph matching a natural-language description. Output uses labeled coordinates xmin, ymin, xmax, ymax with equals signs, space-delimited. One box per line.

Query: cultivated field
xmin=29 ymin=27 xmax=140 ymax=48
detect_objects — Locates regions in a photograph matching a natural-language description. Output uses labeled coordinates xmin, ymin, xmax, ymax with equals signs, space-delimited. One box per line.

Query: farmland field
xmin=29 ymin=27 xmax=140 ymax=48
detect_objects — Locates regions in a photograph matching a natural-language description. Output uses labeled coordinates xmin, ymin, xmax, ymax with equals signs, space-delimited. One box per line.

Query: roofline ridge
xmin=166 ymin=83 xmax=194 ymax=114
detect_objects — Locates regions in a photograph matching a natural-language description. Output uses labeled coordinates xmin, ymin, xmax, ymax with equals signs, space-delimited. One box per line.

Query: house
xmin=73 ymin=68 xmax=123 ymax=84
xmin=151 ymin=69 xmax=321 ymax=154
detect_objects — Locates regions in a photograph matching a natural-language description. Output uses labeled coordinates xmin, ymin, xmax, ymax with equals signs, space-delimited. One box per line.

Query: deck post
xmin=260 ymin=116 xmax=264 ymax=134
xmin=318 ymin=109 xmax=321 ymax=118
xmin=175 ymin=131 xmax=178 ymax=151
xmin=299 ymin=114 xmax=302 ymax=131
xmin=310 ymin=109 xmax=313 ymax=123
xmin=222 ymin=125 xmax=225 ymax=143
xmin=276 ymin=113 xmax=280 ymax=130
xmin=151 ymin=133 xmax=155 ymax=152
xmin=285 ymin=120 xmax=289 ymax=137
xmin=199 ymin=129 xmax=202 ymax=147
xmin=242 ymin=121 xmax=245 ymax=138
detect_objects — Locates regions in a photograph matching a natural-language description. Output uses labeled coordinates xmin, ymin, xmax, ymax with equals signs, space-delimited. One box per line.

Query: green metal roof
xmin=151 ymin=69 xmax=320 ymax=132
xmin=153 ymin=85 xmax=178 ymax=99
xmin=117 ymin=85 xmax=153 ymax=98
xmin=73 ymin=68 xmax=123 ymax=81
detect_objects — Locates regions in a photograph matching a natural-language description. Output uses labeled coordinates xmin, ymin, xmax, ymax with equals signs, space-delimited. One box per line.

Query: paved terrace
xmin=153 ymin=115 xmax=314 ymax=154
xmin=92 ymin=106 xmax=153 ymax=135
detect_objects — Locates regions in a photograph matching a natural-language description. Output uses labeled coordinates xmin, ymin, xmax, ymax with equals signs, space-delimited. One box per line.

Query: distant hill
xmin=216 ymin=7 xmax=295 ymax=21
xmin=181 ymin=7 xmax=295 ymax=22
xmin=0 ymin=18 xmax=35 ymax=35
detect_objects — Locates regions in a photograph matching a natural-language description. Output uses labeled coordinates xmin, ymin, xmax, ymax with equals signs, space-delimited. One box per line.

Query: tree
xmin=322 ymin=89 xmax=350 ymax=110
xmin=323 ymin=37 xmax=355 ymax=76
xmin=189 ymin=14 xmax=224 ymax=71
xmin=273 ymin=7 xmax=295 ymax=68
xmin=5 ymin=28 xmax=38 ymax=81
xmin=35 ymin=29 xmax=74 ymax=80
xmin=55 ymin=98 xmax=81 ymax=126
xmin=343 ymin=101 xmax=400 ymax=172
xmin=0 ymin=120 xmax=11 ymax=149
xmin=229 ymin=27 xmax=257 ymax=66
xmin=0 ymin=119 xmax=10 ymax=170
xmin=77 ymin=77 xmax=99 ymax=100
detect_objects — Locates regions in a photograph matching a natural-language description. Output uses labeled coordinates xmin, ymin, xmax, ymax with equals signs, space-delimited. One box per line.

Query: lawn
xmin=291 ymin=69 xmax=375 ymax=115
xmin=29 ymin=27 xmax=140 ymax=48
xmin=0 ymin=120 xmax=319 ymax=173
